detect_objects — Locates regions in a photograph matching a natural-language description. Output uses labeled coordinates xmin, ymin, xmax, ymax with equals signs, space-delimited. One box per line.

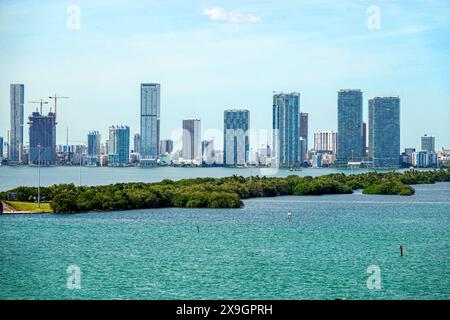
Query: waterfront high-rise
xmin=160 ymin=139 xmax=173 ymax=155
xmin=140 ymin=83 xmax=160 ymax=165
xmin=272 ymin=92 xmax=300 ymax=167
xmin=28 ymin=111 xmax=57 ymax=165
xmin=108 ymin=126 xmax=130 ymax=165
xmin=88 ymin=131 xmax=101 ymax=157
xmin=362 ymin=122 xmax=367 ymax=157
xmin=133 ymin=133 xmax=141 ymax=154
xmin=421 ymin=134 xmax=435 ymax=152
xmin=87 ymin=131 xmax=101 ymax=165
xmin=9 ymin=84 xmax=25 ymax=163
xmin=337 ymin=89 xmax=363 ymax=164
xmin=224 ymin=109 xmax=250 ymax=166
xmin=202 ymin=140 xmax=215 ymax=164
xmin=299 ymin=112 xmax=308 ymax=163
xmin=368 ymin=96 xmax=401 ymax=167
xmin=314 ymin=131 xmax=337 ymax=154
xmin=0 ymin=136 xmax=3 ymax=160
xmin=182 ymin=119 xmax=201 ymax=162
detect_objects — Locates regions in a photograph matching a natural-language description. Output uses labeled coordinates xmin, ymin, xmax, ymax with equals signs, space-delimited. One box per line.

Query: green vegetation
xmin=5 ymin=201 xmax=52 ymax=213
xmin=1 ymin=169 xmax=449 ymax=213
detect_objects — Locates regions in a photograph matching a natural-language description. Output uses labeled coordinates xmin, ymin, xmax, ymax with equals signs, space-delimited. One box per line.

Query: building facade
xmin=108 ymin=125 xmax=130 ymax=166
xmin=224 ymin=109 xmax=250 ymax=166
xmin=10 ymin=84 xmax=25 ymax=162
xmin=202 ymin=140 xmax=215 ymax=165
xmin=368 ymin=96 xmax=401 ymax=167
xmin=133 ymin=133 xmax=141 ymax=154
xmin=160 ymin=139 xmax=174 ymax=155
xmin=182 ymin=119 xmax=201 ymax=162
xmin=272 ymin=92 xmax=300 ymax=167
xmin=337 ymin=89 xmax=363 ymax=164
xmin=28 ymin=111 xmax=57 ymax=165
xmin=314 ymin=131 xmax=337 ymax=154
xmin=140 ymin=83 xmax=160 ymax=165
xmin=87 ymin=131 xmax=101 ymax=165
xmin=362 ymin=122 xmax=367 ymax=157
xmin=0 ymin=136 xmax=3 ymax=160
xmin=421 ymin=134 xmax=435 ymax=152
xmin=299 ymin=112 xmax=308 ymax=163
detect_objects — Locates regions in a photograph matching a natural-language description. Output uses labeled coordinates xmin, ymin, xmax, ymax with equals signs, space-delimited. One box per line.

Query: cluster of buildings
xmin=1 ymin=84 xmax=448 ymax=169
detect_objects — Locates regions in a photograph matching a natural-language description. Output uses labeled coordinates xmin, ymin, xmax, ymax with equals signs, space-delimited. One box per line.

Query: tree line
xmin=1 ymin=169 xmax=449 ymax=213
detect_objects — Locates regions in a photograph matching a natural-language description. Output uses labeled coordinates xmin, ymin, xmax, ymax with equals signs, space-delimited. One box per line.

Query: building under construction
xmin=28 ymin=111 xmax=57 ymax=165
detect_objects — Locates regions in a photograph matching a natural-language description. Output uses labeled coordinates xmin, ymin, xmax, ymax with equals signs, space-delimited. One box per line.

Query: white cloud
xmin=202 ymin=7 xmax=261 ymax=24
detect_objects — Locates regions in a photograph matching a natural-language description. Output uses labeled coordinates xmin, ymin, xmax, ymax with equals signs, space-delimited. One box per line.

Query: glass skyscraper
xmin=0 ymin=136 xmax=3 ymax=160
xmin=108 ymin=126 xmax=130 ymax=166
xmin=337 ymin=89 xmax=363 ymax=164
xmin=87 ymin=131 xmax=101 ymax=156
xmin=10 ymin=84 xmax=24 ymax=162
xmin=140 ymin=83 xmax=160 ymax=165
xmin=272 ymin=92 xmax=300 ymax=167
xmin=299 ymin=112 xmax=308 ymax=163
xmin=368 ymin=96 xmax=401 ymax=167
xmin=87 ymin=131 xmax=101 ymax=165
xmin=182 ymin=119 xmax=201 ymax=162
xmin=224 ymin=109 xmax=250 ymax=166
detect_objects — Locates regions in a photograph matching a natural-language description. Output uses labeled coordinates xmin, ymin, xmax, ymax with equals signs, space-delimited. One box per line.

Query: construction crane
xmin=49 ymin=94 xmax=69 ymax=120
xmin=29 ymin=99 xmax=49 ymax=114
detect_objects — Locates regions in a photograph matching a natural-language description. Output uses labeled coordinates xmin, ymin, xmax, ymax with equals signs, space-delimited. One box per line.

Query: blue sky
xmin=1 ymin=0 xmax=449 ymax=150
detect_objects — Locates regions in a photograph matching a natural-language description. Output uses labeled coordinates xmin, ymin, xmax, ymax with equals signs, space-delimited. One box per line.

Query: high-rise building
xmin=160 ymin=139 xmax=173 ymax=155
xmin=421 ymin=134 xmax=435 ymax=153
xmin=108 ymin=125 xmax=130 ymax=165
xmin=87 ymin=131 xmax=101 ymax=156
xmin=140 ymin=83 xmax=160 ymax=165
xmin=9 ymin=84 xmax=24 ymax=162
xmin=272 ymin=92 xmax=300 ymax=166
xmin=362 ymin=122 xmax=367 ymax=157
xmin=299 ymin=112 xmax=308 ymax=163
xmin=182 ymin=119 xmax=201 ymax=162
xmin=224 ymin=109 xmax=250 ymax=166
xmin=314 ymin=131 xmax=337 ymax=154
xmin=28 ymin=111 xmax=57 ymax=165
xmin=202 ymin=140 xmax=215 ymax=165
xmin=368 ymin=96 xmax=401 ymax=167
xmin=0 ymin=136 xmax=3 ymax=160
xmin=87 ymin=131 xmax=101 ymax=165
xmin=337 ymin=89 xmax=363 ymax=164
xmin=133 ymin=133 xmax=141 ymax=154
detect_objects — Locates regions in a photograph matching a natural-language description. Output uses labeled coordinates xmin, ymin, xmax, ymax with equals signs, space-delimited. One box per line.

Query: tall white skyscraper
xmin=140 ymin=83 xmax=160 ymax=166
xmin=182 ymin=118 xmax=201 ymax=162
xmin=9 ymin=84 xmax=24 ymax=163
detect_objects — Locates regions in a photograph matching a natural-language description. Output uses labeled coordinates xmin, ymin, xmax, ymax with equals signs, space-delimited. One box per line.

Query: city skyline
xmin=1 ymin=1 xmax=449 ymax=150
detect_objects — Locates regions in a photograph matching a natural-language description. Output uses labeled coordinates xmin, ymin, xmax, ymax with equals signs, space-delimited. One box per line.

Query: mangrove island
xmin=1 ymin=169 xmax=450 ymax=213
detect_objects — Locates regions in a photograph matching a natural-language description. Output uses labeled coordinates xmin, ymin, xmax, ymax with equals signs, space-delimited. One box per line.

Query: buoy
xmin=288 ymin=212 xmax=292 ymax=220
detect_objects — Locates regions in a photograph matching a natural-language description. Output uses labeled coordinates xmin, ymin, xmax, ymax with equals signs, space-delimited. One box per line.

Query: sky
xmin=0 ymin=0 xmax=449 ymax=151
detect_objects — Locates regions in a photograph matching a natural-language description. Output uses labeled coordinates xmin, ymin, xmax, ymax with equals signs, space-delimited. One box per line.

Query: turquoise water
xmin=0 ymin=165 xmax=412 ymax=191
xmin=1 ymin=183 xmax=449 ymax=300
